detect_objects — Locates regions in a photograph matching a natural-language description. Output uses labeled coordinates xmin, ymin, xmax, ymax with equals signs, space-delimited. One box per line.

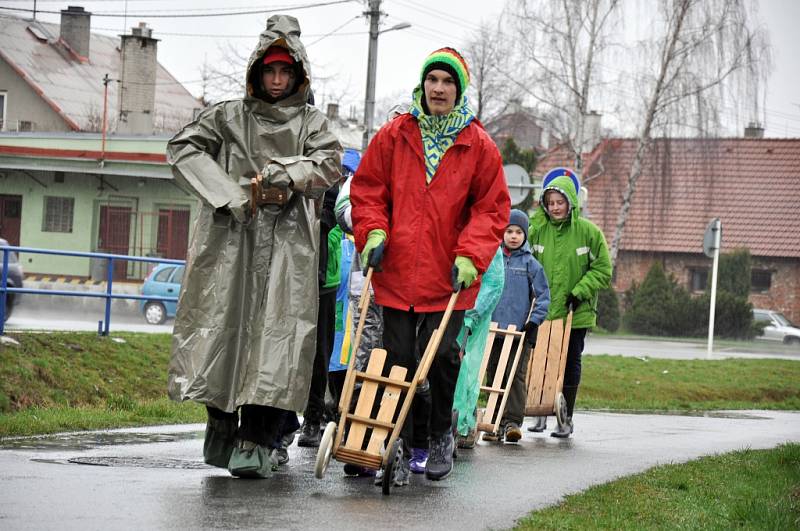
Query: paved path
xmin=585 ymin=336 xmax=800 ymax=361
xmin=1 ymin=411 xmax=798 ymax=530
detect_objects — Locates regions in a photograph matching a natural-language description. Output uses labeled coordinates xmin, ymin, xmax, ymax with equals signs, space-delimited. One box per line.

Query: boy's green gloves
xmin=360 ymin=229 xmax=387 ymax=273
xmin=451 ymin=255 xmax=478 ymax=291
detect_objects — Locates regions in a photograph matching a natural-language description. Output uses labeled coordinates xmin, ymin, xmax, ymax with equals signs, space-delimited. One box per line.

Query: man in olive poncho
xmin=167 ymin=15 xmax=342 ymax=478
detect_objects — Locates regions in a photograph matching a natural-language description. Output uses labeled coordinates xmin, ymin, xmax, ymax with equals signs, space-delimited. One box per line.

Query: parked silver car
xmin=0 ymin=238 xmax=24 ymax=322
xmin=753 ymin=309 xmax=800 ymax=345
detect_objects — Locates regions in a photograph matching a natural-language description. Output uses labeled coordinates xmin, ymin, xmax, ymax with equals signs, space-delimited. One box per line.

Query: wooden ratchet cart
xmin=314 ymin=267 xmax=461 ymax=495
xmin=524 ymin=311 xmax=574 ymax=430
xmin=474 ymin=323 xmax=528 ymax=436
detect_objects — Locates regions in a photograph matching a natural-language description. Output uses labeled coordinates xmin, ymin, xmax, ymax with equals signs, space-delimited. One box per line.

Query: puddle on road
xmin=1 ymin=430 xmax=203 ymax=451
xmin=66 ymin=456 xmax=211 ymax=469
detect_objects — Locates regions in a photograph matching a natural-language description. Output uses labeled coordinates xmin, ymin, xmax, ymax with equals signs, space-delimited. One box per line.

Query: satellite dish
xmin=542 ymin=167 xmax=580 ymax=195
xmin=503 ymin=164 xmax=531 ymax=205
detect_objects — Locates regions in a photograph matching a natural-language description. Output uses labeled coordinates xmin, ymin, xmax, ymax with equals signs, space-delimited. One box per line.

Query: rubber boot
xmin=203 ymin=408 xmax=238 ymax=468
xmin=551 ymin=385 xmax=578 ymax=439
xmin=528 ymin=416 xmax=547 ymax=433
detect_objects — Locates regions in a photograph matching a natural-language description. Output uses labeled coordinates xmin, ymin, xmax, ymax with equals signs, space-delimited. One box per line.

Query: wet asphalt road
xmin=1 ymin=411 xmax=798 ymax=530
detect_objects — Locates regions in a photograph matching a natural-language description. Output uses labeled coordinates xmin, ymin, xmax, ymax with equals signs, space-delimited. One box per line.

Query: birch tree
xmin=608 ymin=0 xmax=769 ymax=266
xmin=505 ymin=0 xmax=621 ymax=173
xmin=463 ymin=21 xmax=514 ymax=128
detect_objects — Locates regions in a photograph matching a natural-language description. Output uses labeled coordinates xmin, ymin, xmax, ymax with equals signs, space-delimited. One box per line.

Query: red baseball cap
xmin=262 ymin=46 xmax=294 ymax=66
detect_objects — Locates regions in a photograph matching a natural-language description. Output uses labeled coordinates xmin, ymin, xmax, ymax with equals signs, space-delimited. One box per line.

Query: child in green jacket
xmin=528 ymin=173 xmax=611 ymax=437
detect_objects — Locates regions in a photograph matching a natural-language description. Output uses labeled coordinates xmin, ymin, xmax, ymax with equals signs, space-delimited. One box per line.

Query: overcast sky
xmin=2 ymin=0 xmax=798 ymax=137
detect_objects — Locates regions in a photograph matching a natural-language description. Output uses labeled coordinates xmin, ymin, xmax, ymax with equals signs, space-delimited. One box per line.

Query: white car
xmin=753 ymin=309 xmax=800 ymax=345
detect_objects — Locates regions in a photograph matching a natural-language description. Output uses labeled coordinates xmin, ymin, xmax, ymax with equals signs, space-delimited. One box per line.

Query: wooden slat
xmin=488 ymin=327 xmax=525 ymax=337
xmin=365 ymin=365 xmax=408 ymax=454
xmin=344 ymin=348 xmax=386 ymax=451
xmin=335 ymin=447 xmax=383 ymax=470
xmin=540 ymin=318 xmax=564 ymax=407
xmin=525 ymin=320 xmax=552 ymax=413
xmin=555 ymin=311 xmax=574 ymax=393
xmin=483 ymin=326 xmax=516 ymax=430
xmin=354 ymin=371 xmax=411 ymax=389
xmin=476 ymin=324 xmax=497 ymax=392
xmin=344 ymin=413 xmax=396 ymax=431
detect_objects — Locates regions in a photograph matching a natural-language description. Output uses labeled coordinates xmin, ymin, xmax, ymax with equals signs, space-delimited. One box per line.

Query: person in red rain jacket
xmin=350 ymin=47 xmax=510 ymax=486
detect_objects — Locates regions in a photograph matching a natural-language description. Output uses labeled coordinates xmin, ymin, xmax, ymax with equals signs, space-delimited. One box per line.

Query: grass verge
xmin=515 ymin=443 xmax=800 ymax=530
xmin=1 ymin=332 xmax=799 ymax=437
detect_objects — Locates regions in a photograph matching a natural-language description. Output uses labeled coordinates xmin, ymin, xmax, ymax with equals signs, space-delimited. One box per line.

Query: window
xmin=171 ymin=266 xmax=185 ymax=284
xmin=689 ymin=268 xmax=708 ymax=292
xmin=153 ymin=266 xmax=175 ymax=282
xmin=42 ymin=196 xmax=74 ymax=232
xmin=751 ymin=270 xmax=772 ymax=293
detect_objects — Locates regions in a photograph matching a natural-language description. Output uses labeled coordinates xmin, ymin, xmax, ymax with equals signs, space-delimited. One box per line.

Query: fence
xmin=1 ymin=245 xmax=185 ymax=336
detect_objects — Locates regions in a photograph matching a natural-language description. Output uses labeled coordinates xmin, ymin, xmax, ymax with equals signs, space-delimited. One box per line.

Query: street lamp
xmin=362 ymin=1 xmax=411 ymax=150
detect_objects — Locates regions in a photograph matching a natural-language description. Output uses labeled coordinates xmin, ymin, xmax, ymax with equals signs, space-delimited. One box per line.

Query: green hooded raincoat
xmin=166 ymin=15 xmax=343 ymax=413
xmin=528 ymin=175 xmax=612 ymax=329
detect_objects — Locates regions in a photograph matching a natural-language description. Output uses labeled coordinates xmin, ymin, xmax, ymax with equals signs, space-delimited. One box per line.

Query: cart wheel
xmin=555 ymin=392 xmax=568 ymax=428
xmin=381 ymin=438 xmax=403 ymax=496
xmin=314 ymin=421 xmax=337 ymax=479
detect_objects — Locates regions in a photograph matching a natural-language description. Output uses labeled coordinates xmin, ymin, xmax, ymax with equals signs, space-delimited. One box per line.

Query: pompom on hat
xmin=420 ymin=47 xmax=470 ymax=103
xmin=262 ymin=45 xmax=294 ymax=66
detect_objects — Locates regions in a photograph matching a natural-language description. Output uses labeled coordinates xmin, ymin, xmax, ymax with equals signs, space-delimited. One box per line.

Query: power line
xmin=0 ymin=0 xmax=355 ymax=18
xmin=92 ymin=26 xmax=368 ymax=39
xmin=305 ymin=15 xmax=361 ymax=47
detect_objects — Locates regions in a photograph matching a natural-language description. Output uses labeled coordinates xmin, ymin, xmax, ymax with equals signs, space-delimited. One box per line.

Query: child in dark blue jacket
xmin=483 ymin=209 xmax=550 ymax=443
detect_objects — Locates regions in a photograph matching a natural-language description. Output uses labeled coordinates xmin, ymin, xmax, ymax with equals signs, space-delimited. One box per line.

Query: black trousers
xmin=382 ymin=306 xmax=465 ymax=449
xmin=207 ymin=405 xmax=282 ymax=447
xmin=304 ymin=289 xmax=337 ymax=423
xmin=563 ymin=327 xmax=587 ymax=388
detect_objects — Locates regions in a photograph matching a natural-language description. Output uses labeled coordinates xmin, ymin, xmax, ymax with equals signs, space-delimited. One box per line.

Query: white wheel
xmin=144 ymin=302 xmax=166 ymax=325
xmin=555 ymin=392 xmax=568 ymax=428
xmin=314 ymin=421 xmax=337 ymax=479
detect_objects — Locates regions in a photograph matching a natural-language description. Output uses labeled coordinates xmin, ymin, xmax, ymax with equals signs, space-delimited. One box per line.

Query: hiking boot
xmin=344 ymin=463 xmax=376 ymax=477
xmin=528 ymin=416 xmax=547 ymax=433
xmin=504 ymin=422 xmax=522 ymax=443
xmin=457 ymin=427 xmax=477 ymax=449
xmin=482 ymin=430 xmax=503 ymax=443
xmin=297 ymin=420 xmax=321 ymax=447
xmin=551 ymin=417 xmax=574 ymax=439
xmin=425 ymin=433 xmax=455 ymax=481
xmin=270 ymin=446 xmax=289 ymax=466
xmin=409 ymin=447 xmax=429 ymax=474
xmin=374 ymin=458 xmax=410 ymax=487
xmin=228 ymin=440 xmax=273 ymax=479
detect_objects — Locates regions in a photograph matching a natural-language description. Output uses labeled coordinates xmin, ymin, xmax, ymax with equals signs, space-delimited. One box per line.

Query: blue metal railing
xmin=1 ymin=245 xmax=185 ymax=336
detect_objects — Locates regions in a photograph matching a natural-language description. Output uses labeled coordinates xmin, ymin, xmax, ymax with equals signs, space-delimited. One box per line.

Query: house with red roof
xmin=0 ymin=7 xmax=202 ymax=280
xmin=534 ymin=134 xmax=800 ymax=322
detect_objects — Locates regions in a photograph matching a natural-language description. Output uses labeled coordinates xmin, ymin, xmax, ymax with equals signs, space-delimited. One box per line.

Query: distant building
xmin=535 ymin=133 xmax=800 ymax=321
xmin=0 ymin=7 xmax=201 ymax=134
xmin=0 ymin=8 xmax=201 ymax=280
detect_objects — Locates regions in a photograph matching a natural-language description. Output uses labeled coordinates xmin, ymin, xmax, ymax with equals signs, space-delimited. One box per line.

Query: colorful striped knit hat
xmin=420 ymin=47 xmax=470 ymax=103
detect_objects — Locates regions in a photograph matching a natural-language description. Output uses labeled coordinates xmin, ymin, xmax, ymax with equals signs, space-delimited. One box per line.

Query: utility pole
xmin=101 ymin=73 xmax=110 ymax=166
xmin=362 ymin=0 xmax=381 ymax=151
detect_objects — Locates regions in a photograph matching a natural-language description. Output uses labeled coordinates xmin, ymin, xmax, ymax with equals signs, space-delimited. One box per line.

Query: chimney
xmin=744 ymin=121 xmax=764 ymax=139
xmin=60 ymin=6 xmax=91 ymax=59
xmin=581 ymin=110 xmax=602 ymax=153
xmin=117 ymin=22 xmax=159 ymax=135
xmin=326 ymin=103 xmax=339 ymax=120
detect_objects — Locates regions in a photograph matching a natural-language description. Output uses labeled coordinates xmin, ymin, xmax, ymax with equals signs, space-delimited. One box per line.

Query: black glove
xmin=566 ymin=294 xmax=580 ymax=312
xmin=362 ymin=241 xmax=385 ymax=275
xmin=523 ymin=321 xmax=538 ymax=347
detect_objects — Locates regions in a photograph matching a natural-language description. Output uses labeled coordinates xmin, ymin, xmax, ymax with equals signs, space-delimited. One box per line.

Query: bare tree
xmin=463 ymin=21 xmax=514 ymax=127
xmin=608 ymin=0 xmax=770 ymax=266
xmin=505 ymin=0 xmax=621 ymax=173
